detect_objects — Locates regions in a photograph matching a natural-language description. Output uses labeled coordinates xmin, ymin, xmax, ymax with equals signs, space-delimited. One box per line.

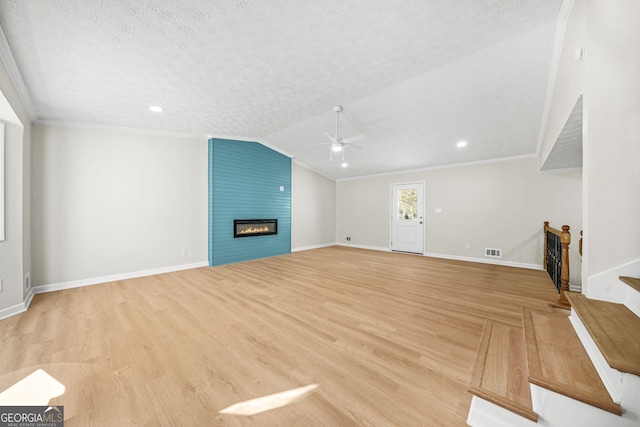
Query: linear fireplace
xmin=234 ymin=219 xmax=278 ymax=238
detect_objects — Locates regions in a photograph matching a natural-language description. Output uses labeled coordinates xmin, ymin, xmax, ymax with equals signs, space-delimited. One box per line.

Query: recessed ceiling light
xmin=456 ymin=141 xmax=467 ymax=148
xmin=341 ymin=162 xmax=348 ymax=168
xmin=149 ymin=106 xmax=164 ymax=112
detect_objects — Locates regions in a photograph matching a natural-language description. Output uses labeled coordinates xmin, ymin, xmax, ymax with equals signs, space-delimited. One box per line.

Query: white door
xmin=391 ymin=182 xmax=424 ymax=254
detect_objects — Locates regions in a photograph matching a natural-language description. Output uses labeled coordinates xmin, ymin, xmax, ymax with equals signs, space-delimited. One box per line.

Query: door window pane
xmin=397 ymin=188 xmax=417 ymax=220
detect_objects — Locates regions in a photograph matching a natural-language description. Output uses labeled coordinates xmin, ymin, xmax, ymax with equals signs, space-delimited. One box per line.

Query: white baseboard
xmin=0 ymin=287 xmax=36 ymax=321
xmin=31 ymin=261 xmax=209 ymax=295
xmin=0 ymin=301 xmax=28 ymax=321
xmin=24 ymin=286 xmax=35 ymax=310
xmin=335 ymin=242 xmax=391 ymax=252
xmin=333 ymin=245 xmax=542 ymax=270
xmin=424 ymin=252 xmax=542 ymax=270
xmin=291 ymin=242 xmax=335 ymax=252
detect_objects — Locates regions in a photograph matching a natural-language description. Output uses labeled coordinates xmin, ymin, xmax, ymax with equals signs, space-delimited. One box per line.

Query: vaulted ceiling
xmin=0 ymin=0 xmax=564 ymax=179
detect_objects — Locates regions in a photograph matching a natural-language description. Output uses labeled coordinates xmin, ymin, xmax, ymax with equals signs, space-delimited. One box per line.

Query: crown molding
xmin=35 ymin=119 xmax=201 ymax=139
xmin=336 ymin=153 xmax=538 ymax=182
xmin=0 ymin=23 xmax=37 ymax=122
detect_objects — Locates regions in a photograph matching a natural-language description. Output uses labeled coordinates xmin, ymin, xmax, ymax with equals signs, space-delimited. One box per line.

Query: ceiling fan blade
xmin=323 ymin=131 xmax=337 ymax=142
xmin=346 ymin=143 xmax=362 ymax=150
xmin=341 ymin=134 xmax=365 ymax=144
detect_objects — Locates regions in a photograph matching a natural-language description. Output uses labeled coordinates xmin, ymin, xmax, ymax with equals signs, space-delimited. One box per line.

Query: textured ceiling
xmin=541 ymin=95 xmax=583 ymax=170
xmin=0 ymin=0 xmax=564 ymax=179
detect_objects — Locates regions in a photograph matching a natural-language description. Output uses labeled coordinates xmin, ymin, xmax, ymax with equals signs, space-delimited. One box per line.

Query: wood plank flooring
xmin=0 ymin=246 xmax=559 ymax=426
xmin=468 ymin=321 xmax=536 ymax=421
xmin=566 ymin=292 xmax=640 ymax=376
xmin=522 ymin=308 xmax=621 ymax=415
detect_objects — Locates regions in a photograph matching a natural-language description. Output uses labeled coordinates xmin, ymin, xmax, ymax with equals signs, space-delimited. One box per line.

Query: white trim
xmin=35 ymin=119 xmax=200 ymax=139
xmin=535 ymin=0 xmax=576 ymax=157
xmin=335 ymin=242 xmax=391 ymax=252
xmin=24 ymin=286 xmax=34 ymax=310
xmin=291 ymin=242 xmax=335 ymax=252
xmin=1 ymin=287 xmax=38 ymax=321
xmin=0 ymin=23 xmax=37 ymax=121
xmin=206 ymin=133 xmax=254 ymax=141
xmin=0 ymin=301 xmax=27 ymax=321
xmin=31 ymin=261 xmax=209 ymax=295
xmin=336 ymin=154 xmax=537 ymax=182
xmin=333 ymin=244 xmax=542 ymax=269
xmin=424 ymin=252 xmax=542 ymax=270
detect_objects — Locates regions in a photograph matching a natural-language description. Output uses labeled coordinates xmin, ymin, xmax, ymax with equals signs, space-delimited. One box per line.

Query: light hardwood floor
xmin=0 ymin=246 xmax=559 ymax=426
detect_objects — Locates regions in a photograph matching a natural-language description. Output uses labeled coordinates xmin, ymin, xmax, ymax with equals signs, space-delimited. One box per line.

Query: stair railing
xmin=543 ymin=221 xmax=571 ymax=307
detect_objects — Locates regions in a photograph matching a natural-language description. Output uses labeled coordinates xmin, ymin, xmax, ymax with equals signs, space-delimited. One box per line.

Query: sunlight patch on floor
xmin=219 ymin=384 xmax=319 ymax=416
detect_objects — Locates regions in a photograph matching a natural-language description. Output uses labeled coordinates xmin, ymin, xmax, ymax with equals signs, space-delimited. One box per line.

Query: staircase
xmin=467 ymin=276 xmax=640 ymax=426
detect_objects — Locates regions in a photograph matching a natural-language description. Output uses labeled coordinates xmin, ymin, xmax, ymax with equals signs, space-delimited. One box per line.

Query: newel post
xmin=559 ymin=225 xmax=571 ymax=306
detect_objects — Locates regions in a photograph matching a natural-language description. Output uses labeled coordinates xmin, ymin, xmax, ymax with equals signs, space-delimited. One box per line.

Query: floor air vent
xmin=485 ymin=248 xmax=502 ymax=258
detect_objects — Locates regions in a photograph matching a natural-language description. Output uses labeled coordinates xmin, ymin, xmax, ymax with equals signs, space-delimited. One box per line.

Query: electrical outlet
xmin=25 ymin=272 xmax=30 ymax=290
xmin=465 ymin=243 xmax=471 ymax=249
xmin=0 ymin=278 xmax=3 ymax=292
xmin=344 ymin=236 xmax=351 ymax=242
xmin=182 ymin=248 xmax=189 ymax=255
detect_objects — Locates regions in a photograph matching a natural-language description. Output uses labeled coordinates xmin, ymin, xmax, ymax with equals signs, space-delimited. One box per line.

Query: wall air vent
xmin=485 ymin=248 xmax=502 ymax=258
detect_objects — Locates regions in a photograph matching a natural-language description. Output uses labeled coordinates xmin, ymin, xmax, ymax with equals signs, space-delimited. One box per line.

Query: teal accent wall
xmin=208 ymin=138 xmax=291 ymax=266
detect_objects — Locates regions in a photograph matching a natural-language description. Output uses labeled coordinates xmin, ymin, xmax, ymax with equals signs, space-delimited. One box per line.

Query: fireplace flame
xmin=239 ymin=225 xmax=271 ymax=234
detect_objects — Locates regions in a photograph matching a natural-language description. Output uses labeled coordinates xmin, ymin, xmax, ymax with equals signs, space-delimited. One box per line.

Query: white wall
xmin=291 ymin=161 xmax=336 ymax=250
xmin=0 ymin=59 xmax=31 ymax=315
xmin=538 ymin=0 xmax=585 ymax=168
xmin=337 ymin=157 xmax=583 ymax=281
xmin=31 ymin=124 xmax=207 ymax=286
xmin=583 ymin=0 xmax=640 ymax=285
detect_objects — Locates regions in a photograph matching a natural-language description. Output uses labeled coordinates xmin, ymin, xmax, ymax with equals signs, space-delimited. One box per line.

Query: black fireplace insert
xmin=234 ymin=219 xmax=278 ymax=238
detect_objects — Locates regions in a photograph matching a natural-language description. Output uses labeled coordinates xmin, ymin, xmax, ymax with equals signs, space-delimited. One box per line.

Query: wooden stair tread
xmin=468 ymin=321 xmax=537 ymax=422
xmin=522 ymin=308 xmax=622 ymax=416
xmin=619 ymin=276 xmax=640 ymax=293
xmin=566 ymin=292 xmax=640 ymax=376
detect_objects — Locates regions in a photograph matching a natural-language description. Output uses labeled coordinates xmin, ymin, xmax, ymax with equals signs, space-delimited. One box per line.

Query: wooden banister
xmin=544 ymin=222 xmax=571 ymax=308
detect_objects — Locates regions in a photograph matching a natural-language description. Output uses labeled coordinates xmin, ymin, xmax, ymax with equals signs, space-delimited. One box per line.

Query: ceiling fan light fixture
xmin=332 ymin=144 xmax=343 ymax=152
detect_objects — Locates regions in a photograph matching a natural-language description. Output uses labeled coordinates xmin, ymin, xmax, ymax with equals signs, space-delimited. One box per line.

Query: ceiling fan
xmin=323 ymin=106 xmax=365 ymax=161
